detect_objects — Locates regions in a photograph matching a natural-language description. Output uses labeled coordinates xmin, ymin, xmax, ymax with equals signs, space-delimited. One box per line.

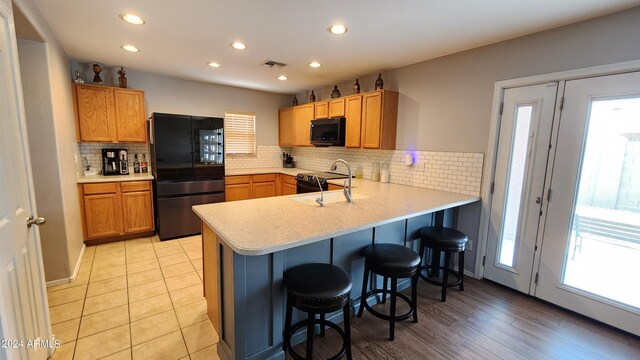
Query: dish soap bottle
xmin=355 ymin=163 xmax=363 ymax=179
xmin=141 ymin=154 xmax=149 ymax=173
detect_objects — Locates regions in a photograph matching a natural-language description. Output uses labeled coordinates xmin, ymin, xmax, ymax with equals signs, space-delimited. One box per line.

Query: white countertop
xmin=225 ymin=167 xmax=301 ymax=177
xmin=193 ymin=178 xmax=479 ymax=256
xmin=77 ymin=173 xmax=154 ymax=183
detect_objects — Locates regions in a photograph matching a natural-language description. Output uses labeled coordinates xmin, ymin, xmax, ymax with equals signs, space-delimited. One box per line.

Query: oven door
xmin=296 ymin=180 xmax=326 ymax=194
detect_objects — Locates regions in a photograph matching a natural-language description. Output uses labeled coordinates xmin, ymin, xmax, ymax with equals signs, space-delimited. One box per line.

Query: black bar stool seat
xmin=283 ymin=263 xmax=353 ymax=360
xmin=357 ymin=244 xmax=421 ymax=341
xmin=419 ymin=226 xmax=468 ymax=302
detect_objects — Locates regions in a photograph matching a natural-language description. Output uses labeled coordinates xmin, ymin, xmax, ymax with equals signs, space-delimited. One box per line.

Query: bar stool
xmin=283 ymin=263 xmax=353 ymax=360
xmin=357 ymin=243 xmax=421 ymax=341
xmin=419 ymin=226 xmax=468 ymax=302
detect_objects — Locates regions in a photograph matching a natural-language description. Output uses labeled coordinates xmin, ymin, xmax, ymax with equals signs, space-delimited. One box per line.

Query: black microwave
xmin=310 ymin=117 xmax=346 ymax=147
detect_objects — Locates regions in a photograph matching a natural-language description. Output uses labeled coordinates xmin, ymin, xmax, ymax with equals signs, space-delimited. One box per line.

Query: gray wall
xmin=18 ymin=40 xmax=70 ymax=280
xmin=15 ymin=0 xmax=84 ymax=282
xmin=305 ymin=7 xmax=640 ymax=153
xmin=70 ymin=63 xmax=292 ymax=146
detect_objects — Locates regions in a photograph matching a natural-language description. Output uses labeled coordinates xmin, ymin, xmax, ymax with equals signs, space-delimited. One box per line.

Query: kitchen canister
xmin=371 ymin=162 xmax=380 ymax=182
xmin=380 ymin=163 xmax=390 ymax=183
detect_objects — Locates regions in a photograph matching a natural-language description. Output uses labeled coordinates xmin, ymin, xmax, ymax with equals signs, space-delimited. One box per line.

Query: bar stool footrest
xmin=362 ymin=289 xmax=415 ymax=321
xmin=419 ymin=265 xmax=462 ymax=287
xmin=286 ymin=318 xmax=347 ymax=360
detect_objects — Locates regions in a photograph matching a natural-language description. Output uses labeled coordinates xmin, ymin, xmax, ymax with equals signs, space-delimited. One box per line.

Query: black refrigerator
xmin=150 ymin=112 xmax=225 ymax=240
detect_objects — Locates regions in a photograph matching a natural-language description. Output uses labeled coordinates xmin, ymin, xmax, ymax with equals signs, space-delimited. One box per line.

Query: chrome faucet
xmin=313 ymin=175 xmax=325 ymax=207
xmin=330 ymin=159 xmax=353 ymax=203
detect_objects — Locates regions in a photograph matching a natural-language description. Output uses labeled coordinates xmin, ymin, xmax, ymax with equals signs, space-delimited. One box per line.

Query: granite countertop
xmin=193 ymin=178 xmax=479 ymax=256
xmin=225 ymin=167 xmax=302 ymax=177
xmin=77 ymin=173 xmax=154 ymax=183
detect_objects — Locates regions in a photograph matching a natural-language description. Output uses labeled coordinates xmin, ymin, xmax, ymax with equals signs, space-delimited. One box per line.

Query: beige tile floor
xmin=46 ymin=235 xmax=220 ymax=360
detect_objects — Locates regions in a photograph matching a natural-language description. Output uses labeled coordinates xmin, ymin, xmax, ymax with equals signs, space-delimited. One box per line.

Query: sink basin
xmin=291 ymin=190 xmax=367 ymax=205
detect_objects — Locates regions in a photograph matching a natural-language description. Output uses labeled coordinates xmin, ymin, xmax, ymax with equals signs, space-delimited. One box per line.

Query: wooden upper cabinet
xmin=329 ymin=98 xmax=346 ymax=117
xmin=114 ymin=89 xmax=146 ymax=142
xmin=345 ymin=95 xmax=363 ymax=148
xmin=293 ymin=104 xmax=314 ymax=146
xmin=74 ymin=83 xmax=115 ymax=142
xmin=73 ymin=83 xmax=147 ymax=143
xmin=314 ymin=101 xmax=329 ymax=119
xmin=278 ymin=107 xmax=294 ymax=146
xmin=361 ymin=90 xmax=398 ymax=150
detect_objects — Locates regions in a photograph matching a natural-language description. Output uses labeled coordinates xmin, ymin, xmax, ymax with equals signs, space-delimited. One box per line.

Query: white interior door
xmin=0 ymin=2 xmax=51 ymax=359
xmin=535 ymin=72 xmax=640 ymax=335
xmin=483 ymin=83 xmax=558 ymax=293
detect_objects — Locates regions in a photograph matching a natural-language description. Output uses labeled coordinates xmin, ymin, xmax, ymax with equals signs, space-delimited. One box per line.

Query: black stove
xmin=295 ymin=171 xmax=349 ymax=193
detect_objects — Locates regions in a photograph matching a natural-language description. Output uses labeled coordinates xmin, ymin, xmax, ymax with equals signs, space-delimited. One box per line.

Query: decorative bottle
xmin=292 ymin=95 xmax=298 ymax=106
xmin=375 ymin=73 xmax=384 ymax=90
xmin=310 ymin=90 xmax=316 ymax=102
xmin=141 ymin=154 xmax=149 ymax=173
xmin=133 ymin=154 xmax=141 ymax=174
xmin=353 ymin=79 xmax=360 ymax=94
xmin=331 ymin=86 xmax=341 ymax=98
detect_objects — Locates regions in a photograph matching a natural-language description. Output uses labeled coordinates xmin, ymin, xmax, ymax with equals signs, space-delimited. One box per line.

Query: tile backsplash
xmin=77 ymin=143 xmax=151 ymax=176
xmin=290 ymin=147 xmax=484 ymax=196
xmin=225 ymin=145 xmax=290 ymax=170
xmin=77 ymin=143 xmax=483 ymax=196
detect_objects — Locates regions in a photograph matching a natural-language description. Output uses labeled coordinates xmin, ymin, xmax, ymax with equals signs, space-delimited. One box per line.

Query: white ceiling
xmin=33 ymin=0 xmax=639 ymax=94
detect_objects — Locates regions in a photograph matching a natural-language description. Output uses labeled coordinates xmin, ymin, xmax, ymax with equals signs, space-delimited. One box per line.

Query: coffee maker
xmin=102 ymin=148 xmax=129 ymax=175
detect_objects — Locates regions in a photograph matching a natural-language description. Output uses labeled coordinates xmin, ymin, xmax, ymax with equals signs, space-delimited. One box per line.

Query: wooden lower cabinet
xmin=252 ymin=174 xmax=277 ymax=198
xmin=83 ymin=193 xmax=121 ymax=239
xmin=281 ymin=175 xmax=297 ymax=195
xmin=121 ymin=191 xmax=153 ymax=234
xmin=225 ymin=183 xmax=252 ymax=201
xmin=226 ymin=173 xmax=297 ymax=200
xmin=80 ymin=180 xmax=154 ymax=242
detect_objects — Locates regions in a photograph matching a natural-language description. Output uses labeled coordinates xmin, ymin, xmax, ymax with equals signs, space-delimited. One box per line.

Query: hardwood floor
xmin=292 ymin=277 xmax=640 ymax=359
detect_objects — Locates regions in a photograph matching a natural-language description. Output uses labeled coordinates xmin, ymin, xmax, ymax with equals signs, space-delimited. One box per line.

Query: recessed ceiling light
xmin=308 ymin=61 xmax=321 ymax=68
xmin=121 ymin=44 xmax=139 ymax=53
xmin=230 ymin=42 xmax=246 ymax=50
xmin=120 ymin=14 xmax=145 ymax=25
xmin=207 ymin=62 xmax=221 ymax=68
xmin=328 ymin=24 xmax=347 ymax=35
xmin=278 ymin=75 xmax=288 ymax=81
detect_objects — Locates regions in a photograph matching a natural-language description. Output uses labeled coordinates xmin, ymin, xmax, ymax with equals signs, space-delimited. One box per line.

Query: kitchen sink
xmin=291 ymin=190 xmax=367 ymax=205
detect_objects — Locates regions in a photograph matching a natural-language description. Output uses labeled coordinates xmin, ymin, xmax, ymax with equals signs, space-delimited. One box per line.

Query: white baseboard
xmin=70 ymin=244 xmax=86 ymax=282
xmin=46 ymin=244 xmax=86 ymax=288
xmin=46 ymin=278 xmax=69 ymax=287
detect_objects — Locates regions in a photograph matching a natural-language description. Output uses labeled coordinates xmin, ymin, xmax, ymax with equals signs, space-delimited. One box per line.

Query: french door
xmin=485 ymin=72 xmax=640 ymax=335
xmin=483 ymin=83 xmax=558 ymax=293
xmin=535 ymin=72 xmax=640 ymax=335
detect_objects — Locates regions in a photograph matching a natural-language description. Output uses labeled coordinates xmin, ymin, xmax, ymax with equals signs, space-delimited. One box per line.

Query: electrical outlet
xmin=467 ymin=239 xmax=473 ymax=251
xmin=417 ymin=162 xmax=426 ymax=172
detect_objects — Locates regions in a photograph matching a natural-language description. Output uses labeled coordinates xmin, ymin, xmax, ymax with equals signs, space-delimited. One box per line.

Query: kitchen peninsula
xmin=193 ymin=177 xmax=479 ymax=360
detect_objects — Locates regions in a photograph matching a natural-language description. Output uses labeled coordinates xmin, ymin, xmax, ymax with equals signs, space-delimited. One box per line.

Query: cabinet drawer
xmin=281 ymin=175 xmax=297 ymax=186
xmin=252 ymin=173 xmax=276 ymax=183
xmin=225 ymin=175 xmax=251 ymax=185
xmin=83 ymin=182 xmax=117 ymax=195
xmin=120 ymin=181 xmax=151 ymax=193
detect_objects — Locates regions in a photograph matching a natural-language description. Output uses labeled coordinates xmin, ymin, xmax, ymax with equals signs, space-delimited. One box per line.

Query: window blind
xmin=224 ymin=111 xmax=256 ymax=154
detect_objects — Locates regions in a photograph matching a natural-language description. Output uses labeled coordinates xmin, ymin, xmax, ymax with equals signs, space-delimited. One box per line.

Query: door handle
xmin=26 ymin=216 xmax=46 ymax=228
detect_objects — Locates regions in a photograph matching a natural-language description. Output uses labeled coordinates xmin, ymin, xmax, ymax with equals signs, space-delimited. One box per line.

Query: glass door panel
xmin=499 ymin=105 xmax=533 ymax=268
xmin=563 ymin=97 xmax=640 ymax=309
